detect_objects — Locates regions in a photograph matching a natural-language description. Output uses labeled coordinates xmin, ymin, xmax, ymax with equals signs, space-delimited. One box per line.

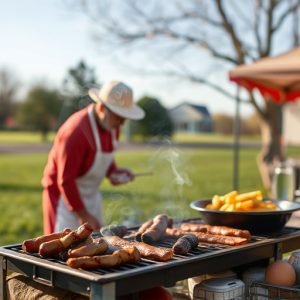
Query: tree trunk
xmin=257 ymin=101 xmax=285 ymax=190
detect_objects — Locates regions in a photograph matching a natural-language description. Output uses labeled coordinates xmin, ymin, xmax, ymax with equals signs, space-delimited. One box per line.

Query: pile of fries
xmin=206 ymin=190 xmax=277 ymax=212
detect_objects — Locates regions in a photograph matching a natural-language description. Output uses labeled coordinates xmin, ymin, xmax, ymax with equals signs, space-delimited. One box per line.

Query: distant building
xmin=283 ymin=102 xmax=300 ymax=146
xmin=169 ymin=102 xmax=213 ymax=133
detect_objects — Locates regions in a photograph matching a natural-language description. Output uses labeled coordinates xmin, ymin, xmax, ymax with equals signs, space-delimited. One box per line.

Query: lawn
xmin=0 ymin=131 xmax=55 ymax=144
xmin=1 ymin=130 xmax=298 ymax=246
xmin=0 ymin=131 xmax=260 ymax=144
xmin=0 ymin=147 xmax=265 ymax=245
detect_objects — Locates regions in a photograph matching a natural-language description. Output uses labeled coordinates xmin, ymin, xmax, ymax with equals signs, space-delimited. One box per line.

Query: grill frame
xmin=1 ymin=224 xmax=300 ymax=299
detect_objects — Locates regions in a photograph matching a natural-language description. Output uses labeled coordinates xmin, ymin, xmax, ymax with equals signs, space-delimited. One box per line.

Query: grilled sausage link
xmin=22 ymin=228 xmax=72 ymax=253
xmin=141 ymin=214 xmax=169 ymax=244
xmin=67 ymin=247 xmax=140 ymax=269
xmin=39 ymin=223 xmax=93 ymax=257
xmin=135 ymin=217 xmax=173 ymax=242
xmin=104 ymin=236 xmax=173 ymax=262
xmin=166 ymin=228 xmax=248 ymax=246
xmin=68 ymin=238 xmax=108 ymax=258
xmin=135 ymin=219 xmax=153 ymax=241
xmin=59 ymin=235 xmax=93 ymax=261
xmin=172 ymin=234 xmax=198 ymax=255
xmin=180 ymin=223 xmax=251 ymax=240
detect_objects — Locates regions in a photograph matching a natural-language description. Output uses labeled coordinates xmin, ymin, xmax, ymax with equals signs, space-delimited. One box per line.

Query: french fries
xmin=206 ymin=190 xmax=277 ymax=212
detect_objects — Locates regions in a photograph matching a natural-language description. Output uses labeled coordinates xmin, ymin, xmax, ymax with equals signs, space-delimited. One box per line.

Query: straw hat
xmin=88 ymin=81 xmax=145 ymax=120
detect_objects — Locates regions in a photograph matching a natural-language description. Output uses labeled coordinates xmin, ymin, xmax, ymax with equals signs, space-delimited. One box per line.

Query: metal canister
xmin=288 ymin=250 xmax=300 ymax=284
xmin=272 ymin=161 xmax=295 ymax=201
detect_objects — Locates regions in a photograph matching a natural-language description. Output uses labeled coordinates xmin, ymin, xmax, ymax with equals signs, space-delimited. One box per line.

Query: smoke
xmin=149 ymin=137 xmax=192 ymax=218
xmin=103 ymin=191 xmax=143 ymax=227
xmin=163 ymin=148 xmax=192 ymax=187
xmin=103 ymin=137 xmax=193 ymax=225
xmin=151 ymin=137 xmax=192 ymax=186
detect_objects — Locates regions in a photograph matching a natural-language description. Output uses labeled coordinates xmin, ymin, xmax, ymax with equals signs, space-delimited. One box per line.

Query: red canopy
xmin=229 ymin=47 xmax=300 ymax=103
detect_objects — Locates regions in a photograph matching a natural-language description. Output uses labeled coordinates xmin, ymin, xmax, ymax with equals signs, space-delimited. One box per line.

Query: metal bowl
xmin=190 ymin=199 xmax=300 ymax=234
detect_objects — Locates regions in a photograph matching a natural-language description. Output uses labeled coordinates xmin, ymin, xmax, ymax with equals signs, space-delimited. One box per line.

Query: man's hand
xmin=109 ymin=168 xmax=135 ymax=185
xmin=75 ymin=209 xmax=101 ymax=231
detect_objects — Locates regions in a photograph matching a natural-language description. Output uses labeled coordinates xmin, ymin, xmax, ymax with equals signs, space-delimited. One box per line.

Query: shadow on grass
xmin=0 ymin=183 xmax=42 ymax=192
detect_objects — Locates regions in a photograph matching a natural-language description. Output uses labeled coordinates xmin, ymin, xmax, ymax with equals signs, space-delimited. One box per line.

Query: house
xmin=169 ymin=102 xmax=213 ymax=134
xmin=283 ymin=101 xmax=300 ymax=146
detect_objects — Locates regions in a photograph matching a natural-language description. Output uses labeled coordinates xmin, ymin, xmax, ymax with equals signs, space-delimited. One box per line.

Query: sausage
xmin=180 ymin=223 xmax=251 ymax=240
xmin=195 ymin=232 xmax=248 ymax=246
xmin=68 ymin=238 xmax=108 ymax=258
xmin=39 ymin=223 xmax=93 ymax=257
xmin=58 ymin=235 xmax=93 ymax=261
xmin=141 ymin=214 xmax=169 ymax=244
xmin=67 ymin=247 xmax=140 ymax=269
xmin=165 ymin=228 xmax=248 ymax=246
xmin=135 ymin=217 xmax=173 ymax=242
xmin=172 ymin=234 xmax=198 ymax=255
xmin=104 ymin=236 xmax=173 ymax=262
xmin=135 ymin=219 xmax=153 ymax=241
xmin=22 ymin=228 xmax=72 ymax=253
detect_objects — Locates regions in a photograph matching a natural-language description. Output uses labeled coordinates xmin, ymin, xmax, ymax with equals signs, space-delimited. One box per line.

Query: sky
xmin=0 ymin=0 xmax=254 ymax=116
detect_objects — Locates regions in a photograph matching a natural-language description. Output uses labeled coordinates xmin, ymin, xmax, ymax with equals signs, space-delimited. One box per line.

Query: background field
xmin=0 ymin=132 xmax=298 ymax=246
xmin=0 ymin=131 xmax=261 ymax=144
xmin=0 ymin=147 xmax=265 ymax=245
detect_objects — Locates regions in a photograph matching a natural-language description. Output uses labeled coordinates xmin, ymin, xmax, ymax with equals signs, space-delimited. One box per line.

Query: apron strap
xmin=88 ymin=105 xmax=101 ymax=152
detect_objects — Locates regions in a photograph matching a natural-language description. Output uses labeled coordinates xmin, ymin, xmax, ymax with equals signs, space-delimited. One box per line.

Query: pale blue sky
xmin=0 ymin=0 xmax=253 ymax=116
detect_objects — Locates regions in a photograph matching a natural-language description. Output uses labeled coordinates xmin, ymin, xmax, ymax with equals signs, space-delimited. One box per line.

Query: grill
xmin=1 ymin=220 xmax=300 ymax=299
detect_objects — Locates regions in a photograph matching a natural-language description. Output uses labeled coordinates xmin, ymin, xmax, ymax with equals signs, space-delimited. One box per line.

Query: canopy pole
xmin=233 ymin=86 xmax=241 ymax=191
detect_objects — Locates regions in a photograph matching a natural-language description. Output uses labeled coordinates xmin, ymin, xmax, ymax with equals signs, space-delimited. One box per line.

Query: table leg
xmin=90 ymin=282 xmax=115 ymax=300
xmin=0 ymin=256 xmax=7 ymax=300
xmin=275 ymin=242 xmax=283 ymax=260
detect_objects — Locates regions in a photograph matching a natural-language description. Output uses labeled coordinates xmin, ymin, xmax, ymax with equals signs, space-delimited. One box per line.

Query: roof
xmin=187 ymin=103 xmax=210 ymax=117
xmin=169 ymin=102 xmax=211 ymax=122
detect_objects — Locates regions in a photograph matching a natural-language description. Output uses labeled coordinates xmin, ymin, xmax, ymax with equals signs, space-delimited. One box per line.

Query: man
xmin=42 ymin=81 xmax=145 ymax=234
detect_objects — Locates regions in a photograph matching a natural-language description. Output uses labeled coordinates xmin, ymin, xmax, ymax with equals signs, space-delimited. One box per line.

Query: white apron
xmin=55 ymin=105 xmax=116 ymax=231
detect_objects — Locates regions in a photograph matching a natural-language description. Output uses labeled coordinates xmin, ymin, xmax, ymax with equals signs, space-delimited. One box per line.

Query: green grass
xmin=0 ymin=131 xmax=260 ymax=144
xmin=0 ymin=131 xmax=55 ymax=143
xmin=0 ymin=148 xmax=265 ymax=245
xmin=172 ymin=133 xmax=261 ymax=144
xmin=0 ymin=130 xmax=298 ymax=246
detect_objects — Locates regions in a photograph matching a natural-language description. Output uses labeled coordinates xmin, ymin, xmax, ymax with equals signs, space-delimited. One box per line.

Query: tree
xmin=213 ymin=112 xmax=260 ymax=135
xmin=132 ymin=96 xmax=173 ymax=140
xmin=242 ymin=113 xmax=261 ymax=136
xmin=0 ymin=68 xmax=19 ymax=128
xmin=60 ymin=60 xmax=100 ymax=124
xmin=213 ymin=113 xmax=234 ymax=135
xmin=77 ymin=0 xmax=300 ymax=189
xmin=17 ymin=85 xmax=63 ymax=141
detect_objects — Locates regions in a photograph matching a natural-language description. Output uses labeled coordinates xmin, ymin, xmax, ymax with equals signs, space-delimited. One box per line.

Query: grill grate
xmin=2 ymin=231 xmax=275 ymax=277
xmin=7 ymin=244 xmax=162 ymax=276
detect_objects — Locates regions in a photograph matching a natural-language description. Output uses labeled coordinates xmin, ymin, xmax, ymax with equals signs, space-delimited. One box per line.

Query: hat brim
xmin=88 ymin=88 xmax=145 ymax=120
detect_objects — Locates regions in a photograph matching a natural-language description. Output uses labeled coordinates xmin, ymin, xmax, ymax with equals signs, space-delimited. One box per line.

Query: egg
xmin=265 ymin=260 xmax=296 ymax=286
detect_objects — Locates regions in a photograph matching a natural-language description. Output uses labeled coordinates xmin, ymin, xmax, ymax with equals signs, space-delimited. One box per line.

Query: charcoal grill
xmin=1 ymin=220 xmax=300 ymax=299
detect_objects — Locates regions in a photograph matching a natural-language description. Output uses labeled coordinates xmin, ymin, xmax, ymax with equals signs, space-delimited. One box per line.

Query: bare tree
xmin=77 ymin=0 xmax=300 ymax=189
xmin=0 ymin=68 xmax=19 ymax=127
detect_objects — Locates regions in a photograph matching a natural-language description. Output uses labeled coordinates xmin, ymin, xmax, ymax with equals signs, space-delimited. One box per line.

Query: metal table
xmin=1 ymin=227 xmax=300 ymax=299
